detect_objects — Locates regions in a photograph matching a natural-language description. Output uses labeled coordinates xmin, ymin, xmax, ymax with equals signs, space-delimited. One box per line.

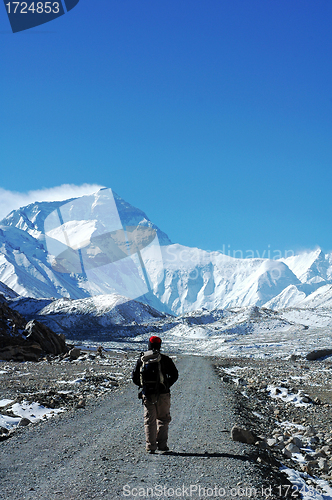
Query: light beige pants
xmin=143 ymin=393 xmax=171 ymax=451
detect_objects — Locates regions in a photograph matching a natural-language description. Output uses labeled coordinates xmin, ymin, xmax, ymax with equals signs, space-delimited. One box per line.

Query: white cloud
xmin=0 ymin=183 xmax=105 ymax=220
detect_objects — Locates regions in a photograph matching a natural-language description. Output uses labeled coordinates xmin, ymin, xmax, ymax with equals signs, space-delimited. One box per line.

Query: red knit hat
xmin=149 ymin=336 xmax=162 ymax=345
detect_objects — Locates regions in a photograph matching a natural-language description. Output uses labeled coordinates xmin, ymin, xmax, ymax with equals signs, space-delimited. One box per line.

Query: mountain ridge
xmin=1 ymin=188 xmax=332 ymax=315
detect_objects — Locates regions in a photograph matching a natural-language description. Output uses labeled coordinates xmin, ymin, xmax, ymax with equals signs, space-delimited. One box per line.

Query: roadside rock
xmin=285 ymin=443 xmax=300 ymax=454
xmin=318 ymin=458 xmax=329 ymax=472
xmin=304 ymin=425 xmax=316 ymax=437
xmin=282 ymin=448 xmax=293 ymax=458
xmin=18 ymin=418 xmax=31 ymax=427
xmin=288 ymin=436 xmax=303 ymax=448
xmin=231 ymin=425 xmax=256 ymax=444
xmin=69 ymin=347 xmax=81 ymax=360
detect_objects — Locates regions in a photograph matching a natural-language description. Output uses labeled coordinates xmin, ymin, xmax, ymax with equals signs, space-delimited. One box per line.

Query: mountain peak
xmin=280 ymin=247 xmax=328 ymax=283
xmin=0 ymin=189 xmax=172 ymax=246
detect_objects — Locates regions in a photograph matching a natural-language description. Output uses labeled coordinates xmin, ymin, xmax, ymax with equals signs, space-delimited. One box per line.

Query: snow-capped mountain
xmin=0 ymin=189 xmax=171 ymax=309
xmin=155 ymin=245 xmax=300 ymax=313
xmin=262 ymin=250 xmax=332 ymax=311
xmin=1 ymin=188 xmax=332 ymax=316
xmin=1 ymin=188 xmax=171 ymax=246
xmin=0 ymin=224 xmax=90 ymax=299
xmin=281 ymin=248 xmax=332 ymax=284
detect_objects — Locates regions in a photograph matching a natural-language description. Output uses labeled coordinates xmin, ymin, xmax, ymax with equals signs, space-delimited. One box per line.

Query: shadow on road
xmin=162 ymin=451 xmax=254 ymax=461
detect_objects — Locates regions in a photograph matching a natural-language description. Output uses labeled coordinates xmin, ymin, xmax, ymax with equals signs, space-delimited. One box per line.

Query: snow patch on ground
xmin=0 ymin=399 xmax=14 ymax=407
xmin=0 ymin=401 xmax=64 ymax=430
xmin=57 ymin=377 xmax=85 ymax=385
xmin=282 ymin=466 xmax=332 ymax=500
xmin=267 ymin=386 xmax=311 ymax=407
xmin=10 ymin=401 xmax=63 ymax=422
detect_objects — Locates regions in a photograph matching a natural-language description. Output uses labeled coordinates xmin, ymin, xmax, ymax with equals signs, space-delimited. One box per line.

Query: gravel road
xmin=0 ymin=355 xmax=286 ymax=500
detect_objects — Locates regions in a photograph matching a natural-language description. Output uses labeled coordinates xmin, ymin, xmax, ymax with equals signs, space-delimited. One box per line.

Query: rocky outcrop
xmin=0 ymin=281 xmax=18 ymax=300
xmin=0 ymin=300 xmax=68 ymax=361
xmin=0 ymin=344 xmax=43 ymax=362
xmin=24 ymin=320 xmax=67 ymax=356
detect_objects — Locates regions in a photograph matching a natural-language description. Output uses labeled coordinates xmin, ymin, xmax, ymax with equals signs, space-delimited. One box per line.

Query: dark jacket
xmin=132 ymin=352 xmax=178 ymax=394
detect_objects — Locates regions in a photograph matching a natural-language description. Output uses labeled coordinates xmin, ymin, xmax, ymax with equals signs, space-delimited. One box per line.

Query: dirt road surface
xmin=0 ymin=356 xmax=283 ymax=499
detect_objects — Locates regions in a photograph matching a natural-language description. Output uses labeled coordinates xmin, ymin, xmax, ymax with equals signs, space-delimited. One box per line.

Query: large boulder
xmin=24 ymin=320 xmax=67 ymax=356
xmin=0 ymin=300 xmax=68 ymax=361
xmin=231 ymin=425 xmax=257 ymax=444
xmin=0 ymin=344 xmax=42 ymax=362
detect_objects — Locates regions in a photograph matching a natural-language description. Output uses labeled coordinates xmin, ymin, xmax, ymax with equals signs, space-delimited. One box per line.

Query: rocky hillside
xmin=0 ymin=298 xmax=68 ymax=361
xmin=9 ymin=293 xmax=170 ymax=341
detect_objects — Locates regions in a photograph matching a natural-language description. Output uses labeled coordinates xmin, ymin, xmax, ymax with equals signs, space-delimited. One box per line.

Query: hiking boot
xmin=158 ymin=446 xmax=169 ymax=452
xmin=146 ymin=449 xmax=155 ymax=454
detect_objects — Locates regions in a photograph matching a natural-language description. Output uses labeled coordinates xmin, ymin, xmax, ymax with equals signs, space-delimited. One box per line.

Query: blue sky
xmin=1 ymin=0 xmax=332 ymax=257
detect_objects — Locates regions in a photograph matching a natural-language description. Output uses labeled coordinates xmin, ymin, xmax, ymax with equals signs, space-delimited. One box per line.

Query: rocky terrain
xmin=215 ymin=354 xmax=332 ymax=493
xmin=0 ymin=348 xmax=134 ymax=441
xmin=0 ymin=354 xmax=301 ymax=500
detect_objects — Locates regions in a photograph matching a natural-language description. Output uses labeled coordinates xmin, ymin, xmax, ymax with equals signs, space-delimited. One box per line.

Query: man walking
xmin=132 ymin=336 xmax=178 ymax=454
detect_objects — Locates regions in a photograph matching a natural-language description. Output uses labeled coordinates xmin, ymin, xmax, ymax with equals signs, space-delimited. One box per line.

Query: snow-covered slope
xmin=263 ymin=285 xmax=307 ymax=310
xmin=154 ymin=244 xmax=300 ymax=314
xmin=9 ymin=294 xmax=168 ymax=335
xmin=0 ymin=225 xmax=88 ymax=299
xmin=281 ymin=248 xmax=332 ymax=284
xmin=263 ymin=279 xmax=332 ymax=312
xmin=9 ymin=297 xmax=54 ymax=317
xmin=163 ymin=306 xmax=297 ymax=339
xmin=294 ymin=284 xmax=332 ymax=309
xmin=280 ymin=306 xmax=332 ymax=329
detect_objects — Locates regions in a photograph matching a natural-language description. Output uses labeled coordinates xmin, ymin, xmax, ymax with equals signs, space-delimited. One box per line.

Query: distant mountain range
xmin=1 ymin=188 xmax=332 ymax=316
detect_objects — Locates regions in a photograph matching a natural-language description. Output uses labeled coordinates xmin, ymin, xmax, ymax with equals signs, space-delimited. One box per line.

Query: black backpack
xmin=139 ymin=349 xmax=165 ymax=396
